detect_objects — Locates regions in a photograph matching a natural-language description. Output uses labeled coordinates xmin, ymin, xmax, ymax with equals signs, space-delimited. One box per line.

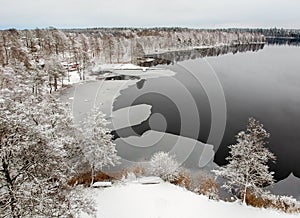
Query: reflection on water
xmin=136 ymin=79 xmax=146 ymax=89
xmin=144 ymin=43 xmax=265 ymax=65
xmin=104 ymin=75 xmax=140 ymax=80
xmin=95 ymin=74 xmax=140 ymax=80
xmin=266 ymin=37 xmax=300 ymax=46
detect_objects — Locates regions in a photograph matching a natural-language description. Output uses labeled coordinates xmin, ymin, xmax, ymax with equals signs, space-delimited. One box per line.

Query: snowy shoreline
xmin=60 ymin=64 xmax=176 ymax=129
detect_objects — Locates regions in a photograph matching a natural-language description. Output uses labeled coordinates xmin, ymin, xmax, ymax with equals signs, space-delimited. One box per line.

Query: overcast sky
xmin=0 ymin=0 xmax=299 ymax=29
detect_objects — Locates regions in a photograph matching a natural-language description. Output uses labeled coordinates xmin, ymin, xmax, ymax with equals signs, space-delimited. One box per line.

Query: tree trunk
xmin=49 ymin=81 xmax=52 ymax=94
xmin=242 ymin=186 xmax=247 ymax=205
xmin=55 ymin=44 xmax=59 ymax=55
xmin=4 ymin=47 xmax=9 ymax=65
xmin=242 ymin=169 xmax=250 ymax=205
xmin=68 ymin=71 xmax=70 ymax=82
xmin=54 ymin=75 xmax=58 ymax=91
xmin=130 ymin=39 xmax=134 ymax=63
xmin=90 ymin=165 xmax=95 ymax=187
xmin=109 ymin=41 xmax=112 ymax=64
xmin=2 ymin=159 xmax=18 ymax=217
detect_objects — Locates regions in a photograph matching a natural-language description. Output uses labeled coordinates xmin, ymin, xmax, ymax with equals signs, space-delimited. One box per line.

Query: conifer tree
xmin=214 ymin=118 xmax=276 ymax=204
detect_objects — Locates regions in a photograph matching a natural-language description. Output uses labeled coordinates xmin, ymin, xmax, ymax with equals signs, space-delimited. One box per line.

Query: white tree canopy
xmin=80 ymin=107 xmax=120 ymax=185
xmin=214 ymin=118 xmax=276 ymax=204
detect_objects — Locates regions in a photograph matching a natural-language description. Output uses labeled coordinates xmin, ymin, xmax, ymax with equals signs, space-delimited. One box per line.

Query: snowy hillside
xmin=82 ymin=182 xmax=299 ymax=218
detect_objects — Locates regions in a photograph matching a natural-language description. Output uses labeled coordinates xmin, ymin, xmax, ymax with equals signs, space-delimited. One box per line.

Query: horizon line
xmin=1 ymin=26 xmax=300 ymax=31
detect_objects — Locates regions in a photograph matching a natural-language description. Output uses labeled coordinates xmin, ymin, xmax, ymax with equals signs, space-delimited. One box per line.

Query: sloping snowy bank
xmin=81 ymin=182 xmax=299 ymax=218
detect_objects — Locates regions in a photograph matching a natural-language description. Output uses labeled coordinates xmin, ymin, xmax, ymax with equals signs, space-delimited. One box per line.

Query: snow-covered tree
xmin=102 ymin=35 xmax=115 ymax=64
xmin=0 ymin=116 xmax=56 ymax=217
xmin=0 ymin=45 xmax=5 ymax=67
xmin=80 ymin=107 xmax=120 ymax=186
xmin=0 ymin=100 xmax=93 ymax=217
xmin=27 ymin=94 xmax=85 ymax=170
xmin=214 ymin=118 xmax=276 ymax=204
xmin=44 ymin=56 xmax=65 ymax=92
xmin=149 ymin=151 xmax=179 ymax=182
xmin=0 ymin=66 xmax=93 ymax=216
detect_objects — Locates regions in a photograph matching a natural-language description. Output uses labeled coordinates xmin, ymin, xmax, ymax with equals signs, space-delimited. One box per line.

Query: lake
xmin=112 ymin=44 xmax=300 ymax=182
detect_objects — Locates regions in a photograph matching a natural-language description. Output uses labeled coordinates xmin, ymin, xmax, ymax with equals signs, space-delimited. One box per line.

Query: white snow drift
xmin=82 ymin=182 xmax=299 ymax=218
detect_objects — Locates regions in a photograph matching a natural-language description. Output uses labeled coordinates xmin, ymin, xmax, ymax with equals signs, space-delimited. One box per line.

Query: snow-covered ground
xmin=113 ymin=68 xmax=175 ymax=79
xmin=64 ymin=70 xmax=81 ymax=85
xmin=81 ymin=182 xmax=299 ymax=218
xmin=92 ymin=63 xmax=149 ymax=72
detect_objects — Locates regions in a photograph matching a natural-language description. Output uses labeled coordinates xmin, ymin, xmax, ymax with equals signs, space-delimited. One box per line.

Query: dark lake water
xmin=113 ymin=44 xmax=300 ymax=181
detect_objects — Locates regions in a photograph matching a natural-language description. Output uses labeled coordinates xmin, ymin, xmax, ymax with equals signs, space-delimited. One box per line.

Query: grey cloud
xmin=0 ymin=0 xmax=299 ymax=29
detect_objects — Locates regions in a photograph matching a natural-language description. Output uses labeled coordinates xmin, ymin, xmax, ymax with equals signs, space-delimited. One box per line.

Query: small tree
xmin=81 ymin=107 xmax=120 ymax=186
xmin=149 ymin=151 xmax=179 ymax=182
xmin=214 ymin=118 xmax=276 ymax=204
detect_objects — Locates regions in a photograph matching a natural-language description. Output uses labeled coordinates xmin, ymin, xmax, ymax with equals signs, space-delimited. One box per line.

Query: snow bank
xmin=92 ymin=182 xmax=112 ymax=188
xmin=138 ymin=177 xmax=163 ymax=184
xmin=115 ymin=130 xmax=215 ymax=169
xmin=111 ymin=104 xmax=152 ymax=130
xmin=82 ymin=182 xmax=298 ymax=218
xmin=93 ymin=63 xmax=148 ymax=72
xmin=113 ymin=68 xmax=176 ymax=79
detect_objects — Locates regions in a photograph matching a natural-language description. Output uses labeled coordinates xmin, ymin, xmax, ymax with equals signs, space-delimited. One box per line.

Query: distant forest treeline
xmin=218 ymin=28 xmax=300 ymax=45
xmin=217 ymin=28 xmax=300 ymax=38
xmin=0 ymin=27 xmax=298 ymax=71
xmin=62 ymin=27 xmax=300 ymax=38
xmin=61 ymin=27 xmax=300 ymax=47
xmin=0 ymin=27 xmax=265 ymax=68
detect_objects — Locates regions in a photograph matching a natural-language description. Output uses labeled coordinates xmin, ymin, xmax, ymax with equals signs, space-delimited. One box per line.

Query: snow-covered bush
xmin=67 ymin=171 xmax=113 ymax=187
xmin=130 ymin=165 xmax=145 ymax=178
xmin=172 ymin=172 xmax=191 ymax=189
xmin=264 ymin=194 xmax=300 ymax=213
xmin=246 ymin=192 xmax=300 ymax=213
xmin=149 ymin=151 xmax=179 ymax=182
xmin=276 ymin=196 xmax=300 ymax=213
